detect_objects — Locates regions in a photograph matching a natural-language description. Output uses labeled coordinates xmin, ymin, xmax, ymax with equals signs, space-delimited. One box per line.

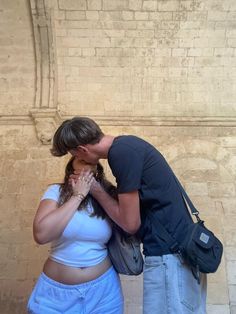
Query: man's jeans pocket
xmin=143 ymin=255 xmax=207 ymax=314
xmin=177 ymin=262 xmax=202 ymax=312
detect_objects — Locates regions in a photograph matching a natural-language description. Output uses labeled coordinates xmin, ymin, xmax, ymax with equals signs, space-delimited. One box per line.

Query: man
xmin=51 ymin=116 xmax=207 ymax=313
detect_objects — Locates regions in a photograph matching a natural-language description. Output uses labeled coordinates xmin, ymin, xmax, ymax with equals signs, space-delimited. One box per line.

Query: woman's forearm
xmin=34 ymin=170 xmax=94 ymax=244
xmin=33 ymin=195 xmax=83 ymax=244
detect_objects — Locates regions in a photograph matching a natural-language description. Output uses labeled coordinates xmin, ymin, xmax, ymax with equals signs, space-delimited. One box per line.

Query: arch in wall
xmin=163 ymin=138 xmax=235 ymax=182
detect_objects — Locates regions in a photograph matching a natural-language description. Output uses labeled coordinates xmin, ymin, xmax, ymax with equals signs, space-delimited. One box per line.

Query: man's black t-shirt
xmin=108 ymin=135 xmax=193 ymax=256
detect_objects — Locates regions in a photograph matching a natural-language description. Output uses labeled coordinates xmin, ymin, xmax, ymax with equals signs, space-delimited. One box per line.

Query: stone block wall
xmin=0 ymin=0 xmax=35 ymax=115
xmin=0 ymin=0 xmax=236 ymax=313
xmin=53 ymin=0 xmax=236 ymax=118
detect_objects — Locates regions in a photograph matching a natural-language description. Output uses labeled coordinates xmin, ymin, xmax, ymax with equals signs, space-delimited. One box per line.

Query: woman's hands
xmin=70 ymin=170 xmax=94 ymax=200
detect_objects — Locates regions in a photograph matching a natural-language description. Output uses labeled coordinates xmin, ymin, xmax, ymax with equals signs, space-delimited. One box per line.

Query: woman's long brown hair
xmin=58 ymin=157 xmax=117 ymax=219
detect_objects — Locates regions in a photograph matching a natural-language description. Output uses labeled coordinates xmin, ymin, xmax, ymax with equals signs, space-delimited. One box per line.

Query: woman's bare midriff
xmin=43 ymin=256 xmax=112 ymax=285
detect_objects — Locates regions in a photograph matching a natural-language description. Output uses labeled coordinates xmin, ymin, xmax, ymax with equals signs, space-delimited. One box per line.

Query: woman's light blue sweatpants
xmin=27 ymin=266 xmax=124 ymax=314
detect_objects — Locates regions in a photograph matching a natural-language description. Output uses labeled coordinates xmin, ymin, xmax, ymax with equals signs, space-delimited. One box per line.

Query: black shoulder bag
xmin=149 ymin=176 xmax=223 ymax=283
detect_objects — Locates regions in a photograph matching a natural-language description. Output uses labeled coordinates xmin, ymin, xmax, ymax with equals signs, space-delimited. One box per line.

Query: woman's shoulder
xmin=45 ymin=183 xmax=61 ymax=192
xmin=41 ymin=184 xmax=61 ymax=201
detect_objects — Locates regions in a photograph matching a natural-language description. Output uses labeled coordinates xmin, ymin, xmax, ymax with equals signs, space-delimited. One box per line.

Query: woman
xmin=27 ymin=157 xmax=124 ymax=314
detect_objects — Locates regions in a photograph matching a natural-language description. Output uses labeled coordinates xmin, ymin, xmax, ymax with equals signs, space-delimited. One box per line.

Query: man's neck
xmin=99 ymin=135 xmax=115 ymax=158
xmin=87 ymin=135 xmax=115 ymax=159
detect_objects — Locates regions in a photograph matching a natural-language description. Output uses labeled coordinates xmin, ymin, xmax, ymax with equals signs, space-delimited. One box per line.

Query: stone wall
xmin=0 ymin=0 xmax=236 ymax=313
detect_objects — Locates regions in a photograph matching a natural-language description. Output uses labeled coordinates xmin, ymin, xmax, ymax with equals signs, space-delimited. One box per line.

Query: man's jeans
xmin=143 ymin=254 xmax=207 ymax=314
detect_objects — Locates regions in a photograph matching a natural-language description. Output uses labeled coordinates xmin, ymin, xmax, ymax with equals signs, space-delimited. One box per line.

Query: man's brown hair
xmin=51 ymin=117 xmax=104 ymax=156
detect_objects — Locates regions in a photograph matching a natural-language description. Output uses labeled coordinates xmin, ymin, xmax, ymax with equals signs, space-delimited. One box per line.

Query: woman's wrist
xmin=71 ymin=192 xmax=86 ymax=202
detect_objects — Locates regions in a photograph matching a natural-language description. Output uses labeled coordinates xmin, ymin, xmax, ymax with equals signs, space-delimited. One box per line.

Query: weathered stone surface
xmin=1 ymin=0 xmax=236 ymax=313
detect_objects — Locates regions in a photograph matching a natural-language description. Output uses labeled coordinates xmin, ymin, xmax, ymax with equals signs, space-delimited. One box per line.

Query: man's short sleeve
xmin=108 ymin=144 xmax=143 ymax=193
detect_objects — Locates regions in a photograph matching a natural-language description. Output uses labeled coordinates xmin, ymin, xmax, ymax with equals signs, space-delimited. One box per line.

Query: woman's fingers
xmin=78 ymin=170 xmax=93 ymax=182
xmin=83 ymin=172 xmax=94 ymax=183
xmin=72 ymin=170 xmax=94 ymax=197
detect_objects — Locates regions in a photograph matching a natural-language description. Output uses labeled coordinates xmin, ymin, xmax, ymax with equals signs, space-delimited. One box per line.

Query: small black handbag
xmin=181 ymin=218 xmax=223 ymax=274
xmin=149 ymin=176 xmax=223 ymax=283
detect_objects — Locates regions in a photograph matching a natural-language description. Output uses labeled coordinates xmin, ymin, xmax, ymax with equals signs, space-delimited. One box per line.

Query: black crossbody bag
xmin=148 ymin=176 xmax=223 ymax=283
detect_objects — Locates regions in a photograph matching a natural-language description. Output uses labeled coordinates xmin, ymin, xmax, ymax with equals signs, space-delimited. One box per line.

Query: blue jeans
xmin=27 ymin=266 xmax=124 ymax=314
xmin=143 ymin=254 xmax=207 ymax=314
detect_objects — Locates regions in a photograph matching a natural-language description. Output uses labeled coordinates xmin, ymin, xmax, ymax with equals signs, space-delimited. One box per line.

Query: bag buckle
xmin=193 ymin=211 xmax=201 ymax=222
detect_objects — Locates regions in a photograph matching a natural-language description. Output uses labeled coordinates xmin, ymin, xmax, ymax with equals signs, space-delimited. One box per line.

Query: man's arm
xmin=90 ymin=180 xmax=141 ymax=234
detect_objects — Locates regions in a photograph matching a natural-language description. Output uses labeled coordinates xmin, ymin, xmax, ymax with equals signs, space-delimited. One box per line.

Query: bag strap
xmin=147 ymin=173 xmax=201 ymax=253
xmin=172 ymin=175 xmax=202 ymax=222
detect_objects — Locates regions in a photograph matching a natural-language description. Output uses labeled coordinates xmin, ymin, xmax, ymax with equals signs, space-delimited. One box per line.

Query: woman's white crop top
xmin=41 ymin=184 xmax=112 ymax=267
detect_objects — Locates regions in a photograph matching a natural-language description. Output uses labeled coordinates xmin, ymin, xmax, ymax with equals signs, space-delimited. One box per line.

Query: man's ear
xmin=77 ymin=145 xmax=88 ymax=153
